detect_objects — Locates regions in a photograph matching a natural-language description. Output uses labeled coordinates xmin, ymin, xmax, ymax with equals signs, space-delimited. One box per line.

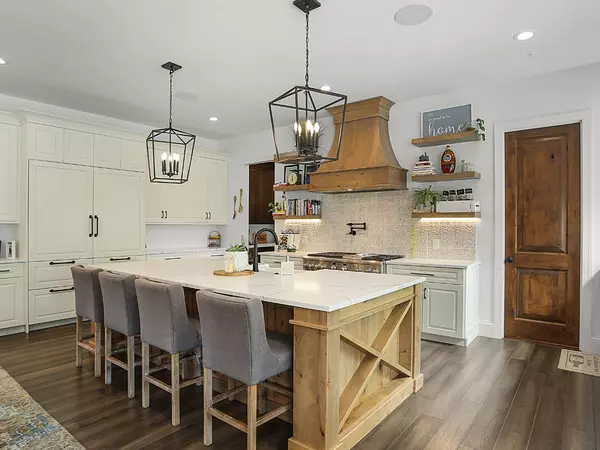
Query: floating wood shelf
xmin=411 ymin=171 xmax=481 ymax=182
xmin=412 ymin=212 xmax=481 ymax=219
xmin=273 ymin=152 xmax=318 ymax=164
xmin=273 ymin=215 xmax=321 ymax=220
xmin=273 ymin=184 xmax=311 ymax=192
xmin=411 ymin=131 xmax=480 ymax=148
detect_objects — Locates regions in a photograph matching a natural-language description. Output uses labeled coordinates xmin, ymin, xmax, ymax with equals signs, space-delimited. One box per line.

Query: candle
xmin=167 ymin=154 xmax=173 ymax=176
xmin=314 ymin=122 xmax=320 ymax=149
xmin=174 ymin=153 xmax=180 ymax=174
xmin=161 ymin=152 xmax=167 ymax=175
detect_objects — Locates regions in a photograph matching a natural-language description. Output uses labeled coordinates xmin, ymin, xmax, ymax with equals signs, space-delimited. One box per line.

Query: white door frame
xmin=493 ymin=110 xmax=594 ymax=351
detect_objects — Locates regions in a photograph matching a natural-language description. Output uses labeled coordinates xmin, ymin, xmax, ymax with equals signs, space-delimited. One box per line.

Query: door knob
xmin=505 ymin=257 xmax=514 ymax=263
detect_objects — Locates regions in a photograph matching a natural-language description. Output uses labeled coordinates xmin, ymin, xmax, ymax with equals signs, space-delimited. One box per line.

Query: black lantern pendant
xmin=147 ymin=62 xmax=196 ymax=184
xmin=269 ymin=0 xmax=347 ymax=165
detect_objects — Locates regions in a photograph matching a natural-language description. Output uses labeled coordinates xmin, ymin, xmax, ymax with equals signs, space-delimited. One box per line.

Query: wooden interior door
xmin=504 ymin=123 xmax=580 ymax=348
xmin=249 ymin=162 xmax=274 ymax=225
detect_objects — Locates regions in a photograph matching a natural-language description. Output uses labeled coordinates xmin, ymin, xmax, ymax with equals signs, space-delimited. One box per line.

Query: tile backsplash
xmin=281 ymin=191 xmax=477 ymax=260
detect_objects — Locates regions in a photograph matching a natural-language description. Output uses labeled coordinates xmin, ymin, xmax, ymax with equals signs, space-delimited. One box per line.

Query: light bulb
xmin=294 ymin=122 xmax=298 ymax=133
xmin=306 ymin=120 xmax=313 ymax=133
xmin=314 ymin=122 xmax=320 ymax=133
xmin=161 ymin=152 xmax=167 ymax=161
xmin=168 ymin=154 xmax=173 ymax=162
xmin=174 ymin=153 xmax=180 ymax=162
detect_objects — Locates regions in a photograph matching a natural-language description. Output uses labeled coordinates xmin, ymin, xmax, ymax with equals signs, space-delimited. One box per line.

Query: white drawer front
xmin=148 ymin=252 xmax=196 ymax=261
xmin=29 ymin=259 xmax=92 ymax=290
xmin=92 ymin=255 xmax=145 ymax=264
xmin=388 ymin=265 xmax=464 ymax=285
xmin=0 ymin=263 xmax=24 ymax=279
xmin=196 ymin=251 xmax=225 ymax=259
xmin=29 ymin=287 xmax=76 ymax=325
xmin=260 ymin=256 xmax=285 ymax=267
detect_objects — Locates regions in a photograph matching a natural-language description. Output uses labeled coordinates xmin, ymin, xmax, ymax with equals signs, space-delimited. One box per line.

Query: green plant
xmin=411 ymin=185 xmax=439 ymax=208
xmin=227 ymin=244 xmax=248 ymax=252
xmin=466 ymin=118 xmax=486 ymax=141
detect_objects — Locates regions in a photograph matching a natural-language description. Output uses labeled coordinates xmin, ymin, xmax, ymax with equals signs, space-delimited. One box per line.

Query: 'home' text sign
xmin=422 ymin=104 xmax=472 ymax=137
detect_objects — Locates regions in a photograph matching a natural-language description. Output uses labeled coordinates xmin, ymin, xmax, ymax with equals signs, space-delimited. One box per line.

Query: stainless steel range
xmin=303 ymin=252 xmax=404 ymax=273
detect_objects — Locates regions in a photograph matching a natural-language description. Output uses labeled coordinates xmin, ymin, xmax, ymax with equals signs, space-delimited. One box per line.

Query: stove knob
xmin=365 ymin=267 xmax=372 ymax=273
xmin=342 ymin=264 xmax=348 ymax=272
xmin=315 ymin=264 xmax=322 ymax=270
xmin=309 ymin=264 xmax=315 ymax=270
xmin=355 ymin=267 xmax=362 ymax=272
xmin=372 ymin=268 xmax=380 ymax=274
xmin=331 ymin=263 xmax=337 ymax=270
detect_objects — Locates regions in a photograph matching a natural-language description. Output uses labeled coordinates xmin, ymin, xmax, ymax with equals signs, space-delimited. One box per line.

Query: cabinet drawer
xmin=29 ymin=287 xmax=76 ymax=325
xmin=92 ymin=255 xmax=145 ymax=264
xmin=148 ymin=252 xmax=196 ymax=261
xmin=29 ymin=259 xmax=92 ymax=290
xmin=0 ymin=263 xmax=24 ymax=279
xmin=196 ymin=251 xmax=225 ymax=259
xmin=387 ymin=265 xmax=464 ymax=285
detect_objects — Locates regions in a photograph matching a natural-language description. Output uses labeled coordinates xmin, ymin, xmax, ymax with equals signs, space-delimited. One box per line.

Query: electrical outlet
xmin=432 ymin=238 xmax=440 ymax=250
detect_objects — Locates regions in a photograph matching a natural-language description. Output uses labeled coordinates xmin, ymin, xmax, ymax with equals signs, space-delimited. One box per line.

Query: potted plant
xmin=411 ymin=185 xmax=439 ymax=212
xmin=466 ymin=118 xmax=486 ymax=141
xmin=225 ymin=244 xmax=249 ymax=273
xmin=268 ymin=195 xmax=286 ymax=216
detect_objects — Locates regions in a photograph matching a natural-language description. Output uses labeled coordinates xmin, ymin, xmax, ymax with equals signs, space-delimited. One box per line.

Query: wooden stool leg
xmin=203 ymin=367 xmax=213 ymax=446
xmin=247 ymin=384 xmax=258 ymax=450
xmin=142 ymin=343 xmax=150 ymax=408
xmin=171 ymin=353 xmax=180 ymax=426
xmin=228 ymin=377 xmax=236 ymax=401
xmin=127 ymin=336 xmax=135 ymax=399
xmin=105 ymin=327 xmax=112 ymax=385
xmin=258 ymin=382 xmax=267 ymax=414
xmin=94 ymin=321 xmax=102 ymax=378
xmin=75 ymin=316 xmax=83 ymax=368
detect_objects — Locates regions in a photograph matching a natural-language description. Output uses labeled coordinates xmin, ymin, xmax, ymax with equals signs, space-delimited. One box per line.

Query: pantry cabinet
xmin=0 ymin=123 xmax=19 ymax=223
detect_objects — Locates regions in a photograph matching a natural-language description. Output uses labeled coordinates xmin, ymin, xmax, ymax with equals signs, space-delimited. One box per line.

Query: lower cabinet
xmin=92 ymin=255 xmax=145 ymax=264
xmin=260 ymin=255 xmax=303 ymax=270
xmin=423 ymin=282 xmax=464 ymax=340
xmin=29 ymin=286 xmax=76 ymax=325
xmin=0 ymin=276 xmax=25 ymax=330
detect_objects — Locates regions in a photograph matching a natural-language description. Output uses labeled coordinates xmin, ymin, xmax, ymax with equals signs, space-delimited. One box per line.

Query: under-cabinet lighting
xmin=419 ymin=218 xmax=480 ymax=223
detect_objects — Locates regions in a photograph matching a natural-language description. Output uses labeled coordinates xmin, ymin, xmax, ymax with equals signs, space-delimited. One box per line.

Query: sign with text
xmin=422 ymin=104 xmax=472 ymax=137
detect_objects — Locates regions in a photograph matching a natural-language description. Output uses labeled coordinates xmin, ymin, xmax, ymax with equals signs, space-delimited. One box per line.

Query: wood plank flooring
xmin=0 ymin=325 xmax=598 ymax=450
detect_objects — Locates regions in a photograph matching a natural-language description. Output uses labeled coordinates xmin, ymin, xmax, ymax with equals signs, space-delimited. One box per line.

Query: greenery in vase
xmin=411 ymin=185 xmax=440 ymax=209
xmin=227 ymin=244 xmax=248 ymax=252
xmin=466 ymin=118 xmax=486 ymax=141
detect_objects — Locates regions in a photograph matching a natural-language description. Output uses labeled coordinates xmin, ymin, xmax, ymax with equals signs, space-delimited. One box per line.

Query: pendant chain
xmin=305 ymin=9 xmax=310 ymax=87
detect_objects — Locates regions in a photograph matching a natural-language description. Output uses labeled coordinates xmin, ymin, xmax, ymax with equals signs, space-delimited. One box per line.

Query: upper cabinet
xmin=64 ymin=129 xmax=94 ymax=166
xmin=121 ymin=140 xmax=147 ymax=173
xmin=205 ymin=158 xmax=228 ymax=224
xmin=27 ymin=123 xmax=64 ymax=162
xmin=0 ymin=123 xmax=19 ymax=223
xmin=93 ymin=135 xmax=122 ymax=169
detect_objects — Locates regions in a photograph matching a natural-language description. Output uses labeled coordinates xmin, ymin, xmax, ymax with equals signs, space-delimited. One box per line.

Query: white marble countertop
xmin=387 ymin=258 xmax=481 ymax=269
xmin=145 ymin=247 xmax=227 ymax=255
xmin=260 ymin=251 xmax=310 ymax=258
xmin=90 ymin=259 xmax=424 ymax=312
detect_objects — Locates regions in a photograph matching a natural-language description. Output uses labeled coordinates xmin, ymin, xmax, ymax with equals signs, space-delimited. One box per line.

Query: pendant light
xmin=269 ymin=0 xmax=347 ymax=165
xmin=146 ymin=62 xmax=196 ymax=184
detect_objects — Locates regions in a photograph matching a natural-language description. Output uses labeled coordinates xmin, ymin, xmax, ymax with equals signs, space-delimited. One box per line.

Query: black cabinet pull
xmin=410 ymin=272 xmax=435 ymax=277
xmin=424 ymin=288 xmax=427 ymax=299
xmin=94 ymin=215 xmax=99 ymax=237
xmin=209 ymin=212 xmax=211 ymax=220
xmin=205 ymin=212 xmax=208 ymax=220
xmin=89 ymin=215 xmax=93 ymax=237
xmin=0 ymin=269 xmax=11 ymax=273
xmin=164 ymin=257 xmax=181 ymax=261
xmin=109 ymin=257 xmax=131 ymax=262
xmin=50 ymin=287 xmax=75 ymax=293
xmin=161 ymin=210 xmax=164 ymax=219
xmin=165 ymin=210 xmax=168 ymax=219
xmin=49 ymin=261 xmax=75 ymax=266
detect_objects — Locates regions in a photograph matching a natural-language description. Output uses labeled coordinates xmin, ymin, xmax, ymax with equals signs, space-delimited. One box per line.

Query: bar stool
xmin=196 ymin=290 xmax=293 ymax=450
xmin=134 ymin=278 xmax=203 ymax=426
xmin=98 ymin=271 xmax=141 ymax=399
xmin=71 ymin=265 xmax=104 ymax=378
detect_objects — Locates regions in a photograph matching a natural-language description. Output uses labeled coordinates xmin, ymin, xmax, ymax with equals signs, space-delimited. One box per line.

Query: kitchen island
xmin=91 ymin=258 xmax=425 ymax=450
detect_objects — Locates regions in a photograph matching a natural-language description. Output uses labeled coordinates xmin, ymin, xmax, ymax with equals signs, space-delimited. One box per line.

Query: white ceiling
xmin=0 ymin=0 xmax=599 ymax=139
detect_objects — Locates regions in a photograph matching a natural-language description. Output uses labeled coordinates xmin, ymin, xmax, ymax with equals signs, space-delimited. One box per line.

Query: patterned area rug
xmin=558 ymin=349 xmax=600 ymax=377
xmin=0 ymin=366 xmax=84 ymax=449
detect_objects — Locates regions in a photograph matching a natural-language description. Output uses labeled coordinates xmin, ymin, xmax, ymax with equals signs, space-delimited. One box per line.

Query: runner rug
xmin=558 ymin=349 xmax=600 ymax=377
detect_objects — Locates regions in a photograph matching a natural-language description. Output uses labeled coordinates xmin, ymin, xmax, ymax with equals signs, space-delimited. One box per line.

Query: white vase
xmin=225 ymin=251 xmax=249 ymax=272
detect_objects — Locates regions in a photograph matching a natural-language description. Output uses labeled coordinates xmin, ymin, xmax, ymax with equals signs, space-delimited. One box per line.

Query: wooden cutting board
xmin=213 ymin=270 xmax=254 ymax=277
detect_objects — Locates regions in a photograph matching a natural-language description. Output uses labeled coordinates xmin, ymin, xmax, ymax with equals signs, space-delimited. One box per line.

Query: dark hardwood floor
xmin=0 ymin=325 xmax=598 ymax=450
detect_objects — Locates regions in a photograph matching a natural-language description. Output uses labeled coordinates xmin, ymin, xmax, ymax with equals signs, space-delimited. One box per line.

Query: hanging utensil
xmin=233 ymin=196 xmax=237 ymax=219
xmin=238 ymin=188 xmax=244 ymax=213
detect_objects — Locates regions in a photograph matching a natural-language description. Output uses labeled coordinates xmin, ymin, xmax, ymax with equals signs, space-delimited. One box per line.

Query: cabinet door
xmin=29 ymin=161 xmax=94 ymax=261
xmin=206 ymin=158 xmax=228 ymax=224
xmin=163 ymin=183 xmax=188 ymax=223
xmin=0 ymin=278 xmax=25 ymax=329
xmin=93 ymin=135 xmax=121 ymax=169
xmin=121 ymin=140 xmax=147 ymax=173
xmin=93 ymin=168 xmax=145 ymax=258
xmin=423 ymin=282 xmax=464 ymax=339
xmin=27 ymin=123 xmax=64 ymax=162
xmin=185 ymin=156 xmax=208 ymax=223
xmin=0 ymin=123 xmax=18 ymax=222
xmin=145 ymin=177 xmax=165 ymax=224
xmin=64 ymin=129 xmax=94 ymax=166
xmin=28 ymin=287 xmax=76 ymax=325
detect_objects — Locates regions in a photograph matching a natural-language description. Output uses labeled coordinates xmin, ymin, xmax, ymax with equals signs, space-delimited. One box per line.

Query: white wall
xmin=221 ymin=62 xmax=600 ymax=352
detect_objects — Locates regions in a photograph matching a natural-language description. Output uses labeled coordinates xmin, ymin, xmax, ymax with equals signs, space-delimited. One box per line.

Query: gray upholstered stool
xmin=99 ymin=271 xmax=141 ymax=399
xmin=71 ymin=265 xmax=104 ymax=378
xmin=196 ymin=290 xmax=293 ymax=450
xmin=135 ymin=278 xmax=203 ymax=426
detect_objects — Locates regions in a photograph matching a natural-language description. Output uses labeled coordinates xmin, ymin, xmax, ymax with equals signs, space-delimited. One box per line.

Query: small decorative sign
xmin=422 ymin=104 xmax=472 ymax=137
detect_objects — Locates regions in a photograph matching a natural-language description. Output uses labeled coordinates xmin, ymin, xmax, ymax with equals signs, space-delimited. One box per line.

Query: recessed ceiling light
xmin=514 ymin=31 xmax=534 ymax=41
xmin=320 ymin=85 xmax=332 ymax=92
xmin=209 ymin=117 xmax=219 ymax=122
xmin=0 ymin=58 xmax=7 ymax=65
xmin=394 ymin=4 xmax=434 ymax=26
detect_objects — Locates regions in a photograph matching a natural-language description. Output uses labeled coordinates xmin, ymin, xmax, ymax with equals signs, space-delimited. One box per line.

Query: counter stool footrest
xmin=212 ymin=385 xmax=247 ymax=405
xmin=208 ymin=406 xmax=248 ymax=434
xmin=256 ymin=403 xmax=292 ymax=427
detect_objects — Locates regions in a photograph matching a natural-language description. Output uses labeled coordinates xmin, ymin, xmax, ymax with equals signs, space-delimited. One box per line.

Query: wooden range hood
xmin=309 ymin=96 xmax=408 ymax=193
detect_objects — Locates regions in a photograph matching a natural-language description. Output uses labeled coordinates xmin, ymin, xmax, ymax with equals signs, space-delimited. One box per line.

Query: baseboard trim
xmin=0 ymin=325 xmax=26 ymax=337
xmin=478 ymin=320 xmax=502 ymax=339
xmin=29 ymin=318 xmax=76 ymax=332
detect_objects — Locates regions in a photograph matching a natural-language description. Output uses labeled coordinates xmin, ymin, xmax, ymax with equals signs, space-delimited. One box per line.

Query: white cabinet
xmin=94 ymin=135 xmax=121 ymax=169
xmin=29 ymin=259 xmax=92 ymax=290
xmin=29 ymin=161 xmax=94 ymax=261
xmin=148 ymin=252 xmax=197 ymax=261
xmin=0 ymin=123 xmax=19 ymax=223
xmin=0 ymin=264 xmax=25 ymax=330
xmin=28 ymin=287 xmax=76 ymax=325
xmin=93 ymin=168 xmax=145 ymax=258
xmin=386 ymin=263 xmax=479 ymax=346
xmin=185 ymin=156 xmax=209 ymax=224
xmin=260 ymin=254 xmax=303 ymax=269
xmin=27 ymin=123 xmax=64 ymax=162
xmin=121 ymin=140 xmax=147 ymax=173
xmin=205 ymin=158 xmax=228 ymax=224
xmin=145 ymin=179 xmax=188 ymax=224
xmin=92 ymin=255 xmax=145 ymax=264
xmin=64 ymin=129 xmax=94 ymax=166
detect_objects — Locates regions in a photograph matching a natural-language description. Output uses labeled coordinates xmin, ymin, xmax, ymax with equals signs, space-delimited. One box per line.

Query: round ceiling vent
xmin=394 ymin=4 xmax=434 ymax=26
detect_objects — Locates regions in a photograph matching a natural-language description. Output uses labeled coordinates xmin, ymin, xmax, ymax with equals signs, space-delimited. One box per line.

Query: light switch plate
xmin=432 ymin=239 xmax=440 ymax=250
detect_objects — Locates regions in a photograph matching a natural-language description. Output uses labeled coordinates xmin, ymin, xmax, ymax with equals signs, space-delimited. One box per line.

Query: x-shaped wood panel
xmin=338 ymin=300 xmax=413 ymax=431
